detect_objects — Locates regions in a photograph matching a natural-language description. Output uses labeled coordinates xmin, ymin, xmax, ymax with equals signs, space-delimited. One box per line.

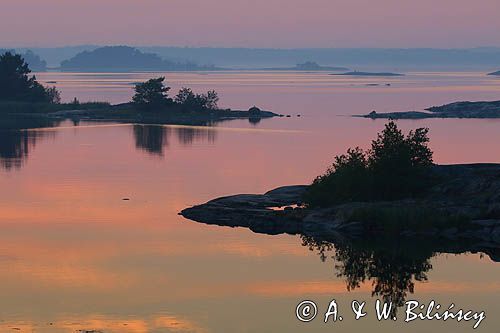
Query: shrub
xmin=304 ymin=121 xmax=434 ymax=207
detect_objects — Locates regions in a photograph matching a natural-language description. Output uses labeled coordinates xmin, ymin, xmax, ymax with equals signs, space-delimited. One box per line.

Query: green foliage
xmin=132 ymin=77 xmax=172 ymax=110
xmin=304 ymin=121 xmax=434 ymax=207
xmin=0 ymin=52 xmax=59 ymax=104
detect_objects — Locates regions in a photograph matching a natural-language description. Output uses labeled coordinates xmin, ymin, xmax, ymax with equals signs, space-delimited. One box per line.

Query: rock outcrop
xmin=361 ymin=100 xmax=500 ymax=119
xmin=180 ymin=164 xmax=500 ymax=260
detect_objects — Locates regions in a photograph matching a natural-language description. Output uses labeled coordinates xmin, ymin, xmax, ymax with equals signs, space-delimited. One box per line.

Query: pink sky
xmin=2 ymin=0 xmax=500 ymax=48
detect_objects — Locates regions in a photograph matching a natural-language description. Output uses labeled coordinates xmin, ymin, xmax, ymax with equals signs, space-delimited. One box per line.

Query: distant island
xmin=0 ymin=52 xmax=280 ymax=127
xmin=488 ymin=71 xmax=500 ymax=76
xmin=0 ymin=49 xmax=46 ymax=71
xmin=262 ymin=61 xmax=348 ymax=71
xmin=59 ymin=46 xmax=221 ymax=72
xmin=332 ymin=71 xmax=404 ymax=76
xmin=361 ymin=100 xmax=500 ymax=119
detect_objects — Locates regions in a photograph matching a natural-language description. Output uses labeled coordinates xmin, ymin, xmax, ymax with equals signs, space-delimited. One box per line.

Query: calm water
xmin=0 ymin=71 xmax=499 ymax=332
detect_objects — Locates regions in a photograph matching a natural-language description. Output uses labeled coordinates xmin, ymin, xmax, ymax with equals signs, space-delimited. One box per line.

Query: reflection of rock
xmin=248 ymin=117 xmax=261 ymax=125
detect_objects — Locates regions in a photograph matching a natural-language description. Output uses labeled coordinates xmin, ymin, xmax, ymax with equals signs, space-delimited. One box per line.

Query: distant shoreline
xmin=0 ymin=102 xmax=282 ymax=127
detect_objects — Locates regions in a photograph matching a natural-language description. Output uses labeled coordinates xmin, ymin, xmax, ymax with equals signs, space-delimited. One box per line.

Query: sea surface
xmin=0 ymin=71 xmax=499 ymax=332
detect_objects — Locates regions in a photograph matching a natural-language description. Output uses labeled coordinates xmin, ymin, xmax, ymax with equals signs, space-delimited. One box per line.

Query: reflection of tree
xmin=132 ymin=125 xmax=217 ymax=156
xmin=175 ymin=127 xmax=216 ymax=146
xmin=0 ymin=117 xmax=59 ymax=171
xmin=133 ymin=125 xmax=171 ymax=156
xmin=301 ymin=236 xmax=434 ymax=315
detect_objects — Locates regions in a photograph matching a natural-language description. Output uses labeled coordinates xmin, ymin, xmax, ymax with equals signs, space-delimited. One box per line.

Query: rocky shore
xmin=180 ymin=164 xmax=500 ymax=260
xmin=10 ymin=104 xmax=282 ymax=126
xmin=360 ymin=100 xmax=500 ymax=119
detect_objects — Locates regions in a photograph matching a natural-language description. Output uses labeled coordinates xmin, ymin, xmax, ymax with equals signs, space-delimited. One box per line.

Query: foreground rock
xmin=361 ymin=100 xmax=500 ymax=119
xmin=180 ymin=164 xmax=500 ymax=261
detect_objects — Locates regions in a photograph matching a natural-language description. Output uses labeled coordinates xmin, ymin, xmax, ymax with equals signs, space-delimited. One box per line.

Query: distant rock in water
xmin=262 ymin=61 xmax=348 ymax=71
xmin=361 ymin=100 xmax=500 ymax=119
xmin=332 ymin=71 xmax=404 ymax=76
xmin=60 ymin=46 xmax=220 ymax=72
xmin=488 ymin=71 xmax=500 ymax=76
xmin=248 ymin=106 xmax=262 ymax=114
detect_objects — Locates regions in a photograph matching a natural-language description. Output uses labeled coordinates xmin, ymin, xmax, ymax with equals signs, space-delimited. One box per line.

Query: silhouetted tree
xmin=0 ymin=52 xmax=59 ymax=103
xmin=132 ymin=77 xmax=172 ymax=111
xmin=174 ymin=87 xmax=219 ymax=111
xmin=305 ymin=121 xmax=434 ymax=206
xmin=368 ymin=121 xmax=433 ymax=199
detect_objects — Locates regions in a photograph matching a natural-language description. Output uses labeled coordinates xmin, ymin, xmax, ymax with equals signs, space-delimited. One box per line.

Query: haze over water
xmin=0 ymin=71 xmax=500 ymax=332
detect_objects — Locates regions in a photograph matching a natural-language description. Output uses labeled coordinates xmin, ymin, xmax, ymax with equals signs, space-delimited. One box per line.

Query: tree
xmin=0 ymin=52 xmax=59 ymax=103
xmin=174 ymin=87 xmax=196 ymax=106
xmin=305 ymin=121 xmax=434 ymax=207
xmin=132 ymin=77 xmax=171 ymax=110
xmin=174 ymin=87 xmax=219 ymax=111
xmin=203 ymin=90 xmax=219 ymax=110
xmin=368 ymin=121 xmax=433 ymax=199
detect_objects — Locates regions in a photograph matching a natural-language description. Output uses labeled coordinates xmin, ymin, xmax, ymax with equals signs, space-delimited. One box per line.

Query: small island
xmin=488 ymin=71 xmax=500 ymax=76
xmin=332 ymin=71 xmax=404 ymax=76
xmin=0 ymin=52 xmax=280 ymax=126
xmin=181 ymin=122 xmax=500 ymax=256
xmin=361 ymin=100 xmax=500 ymax=119
xmin=262 ymin=61 xmax=348 ymax=71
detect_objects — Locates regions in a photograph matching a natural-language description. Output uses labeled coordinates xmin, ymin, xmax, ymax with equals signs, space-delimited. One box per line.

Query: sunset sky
xmin=2 ymin=0 xmax=500 ymax=48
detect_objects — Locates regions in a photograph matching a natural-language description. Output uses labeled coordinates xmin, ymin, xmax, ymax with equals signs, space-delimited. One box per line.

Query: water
xmin=0 ymin=71 xmax=499 ymax=332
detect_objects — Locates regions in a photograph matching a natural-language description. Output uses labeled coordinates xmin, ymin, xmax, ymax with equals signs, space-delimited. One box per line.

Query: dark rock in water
xmin=248 ymin=106 xmax=261 ymax=114
xmin=488 ymin=71 xmax=500 ymax=76
xmin=180 ymin=164 xmax=500 ymax=258
xmin=360 ymin=100 xmax=500 ymax=119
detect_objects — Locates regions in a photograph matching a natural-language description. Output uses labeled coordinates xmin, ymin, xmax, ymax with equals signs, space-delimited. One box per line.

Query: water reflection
xmin=132 ymin=124 xmax=216 ymax=156
xmin=302 ymin=236 xmax=441 ymax=315
xmin=133 ymin=125 xmax=171 ymax=155
xmin=0 ymin=117 xmax=60 ymax=170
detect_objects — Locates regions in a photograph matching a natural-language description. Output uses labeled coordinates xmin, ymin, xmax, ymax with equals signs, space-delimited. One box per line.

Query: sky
xmin=2 ymin=0 xmax=500 ymax=48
